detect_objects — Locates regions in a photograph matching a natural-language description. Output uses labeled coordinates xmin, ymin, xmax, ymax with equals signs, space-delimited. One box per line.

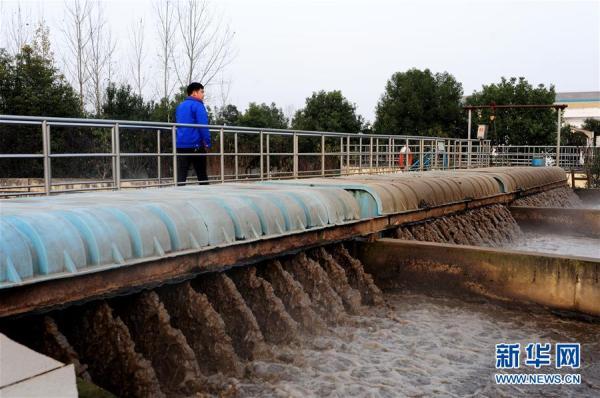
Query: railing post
xmin=369 ymin=136 xmax=373 ymax=174
xmin=388 ymin=137 xmax=393 ymax=172
xmin=115 ymin=123 xmax=121 ymax=189
xmin=375 ymin=138 xmax=379 ymax=172
xmin=220 ymin=128 xmax=225 ymax=183
xmin=467 ymin=109 xmax=472 ymax=168
xmin=266 ymin=134 xmax=270 ymax=179
xmin=321 ymin=134 xmax=325 ymax=176
xmin=111 ymin=126 xmax=117 ymax=187
xmin=359 ymin=136 xmax=363 ymax=172
xmin=259 ymin=130 xmax=264 ymax=180
xmin=339 ymin=137 xmax=344 ymax=175
xmin=405 ymin=138 xmax=410 ymax=172
xmin=171 ymin=125 xmax=177 ymax=185
xmin=419 ymin=139 xmax=424 ymax=171
xmin=556 ymin=108 xmax=562 ymax=166
xmin=41 ymin=120 xmax=51 ymax=195
xmin=293 ymin=132 xmax=298 ymax=178
xmin=156 ymin=129 xmax=161 ymax=185
xmin=346 ymin=136 xmax=350 ymax=175
xmin=234 ymin=132 xmax=239 ymax=180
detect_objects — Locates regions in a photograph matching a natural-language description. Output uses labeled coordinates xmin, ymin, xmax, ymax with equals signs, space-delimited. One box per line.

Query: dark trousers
xmin=177 ymin=147 xmax=208 ymax=185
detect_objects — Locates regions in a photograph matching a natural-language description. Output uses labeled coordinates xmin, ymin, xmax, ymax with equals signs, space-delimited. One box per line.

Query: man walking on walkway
xmin=175 ymin=82 xmax=211 ymax=185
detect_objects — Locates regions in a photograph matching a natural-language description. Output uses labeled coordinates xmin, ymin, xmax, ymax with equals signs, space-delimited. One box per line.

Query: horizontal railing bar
xmin=0 ymin=120 xmax=43 ymax=126
xmin=48 ymin=153 xmax=114 ymax=158
xmin=0 ymin=114 xmax=486 ymax=141
xmin=0 ymin=154 xmax=44 ymax=158
xmin=0 ymin=184 xmax=46 ymax=189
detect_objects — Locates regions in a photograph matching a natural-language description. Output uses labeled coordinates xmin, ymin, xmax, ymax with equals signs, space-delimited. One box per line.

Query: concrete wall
xmin=358 ymin=239 xmax=600 ymax=317
xmin=0 ymin=334 xmax=77 ymax=397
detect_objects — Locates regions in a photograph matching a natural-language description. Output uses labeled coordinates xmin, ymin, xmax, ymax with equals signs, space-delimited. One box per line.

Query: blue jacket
xmin=175 ymin=97 xmax=211 ymax=149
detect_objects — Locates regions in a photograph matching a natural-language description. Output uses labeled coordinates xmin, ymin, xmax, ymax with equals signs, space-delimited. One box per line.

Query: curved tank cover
xmin=0 ymin=167 xmax=565 ymax=289
xmin=455 ymin=167 xmax=566 ymax=191
xmin=0 ymin=183 xmax=359 ymax=288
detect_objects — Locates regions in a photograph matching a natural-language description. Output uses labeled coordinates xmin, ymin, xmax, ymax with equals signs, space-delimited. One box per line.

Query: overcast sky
xmin=1 ymin=0 xmax=599 ymax=122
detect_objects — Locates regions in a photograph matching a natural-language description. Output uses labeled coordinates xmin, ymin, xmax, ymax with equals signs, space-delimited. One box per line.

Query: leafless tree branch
xmin=155 ymin=0 xmax=177 ymax=101
xmin=85 ymin=1 xmax=116 ymax=115
xmin=174 ymin=0 xmax=235 ymax=89
xmin=62 ymin=0 xmax=93 ymax=111
xmin=129 ymin=17 xmax=147 ymax=99
xmin=7 ymin=2 xmax=33 ymax=55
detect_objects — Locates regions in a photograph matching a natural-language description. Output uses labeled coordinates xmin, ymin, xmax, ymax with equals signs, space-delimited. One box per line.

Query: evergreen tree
xmin=373 ymin=69 xmax=463 ymax=137
xmin=292 ymin=90 xmax=363 ymax=133
xmin=0 ymin=43 xmax=82 ymax=178
xmin=466 ymin=77 xmax=556 ymax=145
xmin=238 ymin=102 xmax=288 ymax=129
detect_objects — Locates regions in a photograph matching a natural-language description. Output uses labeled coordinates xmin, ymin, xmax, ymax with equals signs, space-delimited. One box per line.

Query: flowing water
xmin=393 ymin=204 xmax=522 ymax=247
xmin=512 ymin=187 xmax=583 ymax=208
xmin=1 ymin=187 xmax=596 ymax=397
xmin=0 ymin=245 xmax=384 ymax=397
xmin=237 ymin=291 xmax=600 ymax=398
xmin=510 ymin=233 xmax=600 ymax=259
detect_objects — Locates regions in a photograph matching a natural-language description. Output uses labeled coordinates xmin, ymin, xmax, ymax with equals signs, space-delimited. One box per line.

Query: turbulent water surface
xmin=238 ymin=291 xmax=600 ymax=398
xmin=510 ymin=233 xmax=600 ymax=259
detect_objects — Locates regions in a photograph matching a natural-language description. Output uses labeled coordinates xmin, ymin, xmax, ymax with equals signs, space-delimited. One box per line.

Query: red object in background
xmin=398 ymin=152 xmax=413 ymax=168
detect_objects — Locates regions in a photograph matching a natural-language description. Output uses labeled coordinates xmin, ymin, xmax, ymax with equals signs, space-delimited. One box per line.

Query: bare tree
xmin=0 ymin=1 xmax=4 ymax=50
xmin=7 ymin=2 xmax=33 ymax=55
xmin=86 ymin=1 xmax=116 ymax=115
xmin=63 ymin=0 xmax=93 ymax=110
xmin=155 ymin=0 xmax=177 ymax=101
xmin=217 ymin=73 xmax=232 ymax=109
xmin=129 ymin=18 xmax=147 ymax=99
xmin=32 ymin=19 xmax=53 ymax=62
xmin=284 ymin=105 xmax=297 ymax=126
xmin=174 ymin=0 xmax=235 ymax=88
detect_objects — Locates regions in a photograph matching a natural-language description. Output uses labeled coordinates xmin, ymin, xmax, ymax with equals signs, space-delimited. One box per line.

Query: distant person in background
xmin=175 ymin=82 xmax=211 ymax=185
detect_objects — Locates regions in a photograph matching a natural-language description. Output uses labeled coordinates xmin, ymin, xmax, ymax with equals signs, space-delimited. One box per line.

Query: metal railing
xmin=0 ymin=114 xmax=493 ymax=196
xmin=493 ymin=145 xmax=596 ymax=170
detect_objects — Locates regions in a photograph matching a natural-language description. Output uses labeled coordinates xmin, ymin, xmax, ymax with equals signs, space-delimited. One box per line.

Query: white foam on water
xmin=510 ymin=233 xmax=600 ymax=259
xmin=238 ymin=292 xmax=600 ymax=397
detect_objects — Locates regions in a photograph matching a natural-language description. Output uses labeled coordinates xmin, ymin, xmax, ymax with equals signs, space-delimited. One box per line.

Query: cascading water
xmin=309 ymin=247 xmax=363 ymax=315
xmin=282 ymin=252 xmax=346 ymax=324
xmin=194 ymin=273 xmax=268 ymax=361
xmin=63 ymin=302 xmax=164 ymax=397
xmin=258 ymin=260 xmax=326 ymax=333
xmin=392 ymin=187 xmax=583 ymax=247
xmin=394 ymin=204 xmax=523 ymax=247
xmin=512 ymin=186 xmax=583 ymax=208
xmin=229 ymin=266 xmax=300 ymax=344
xmin=0 ymin=245 xmax=384 ymax=397
xmin=111 ymin=291 xmax=204 ymax=396
xmin=1 ymin=187 xmax=591 ymax=397
xmin=157 ymin=282 xmax=244 ymax=378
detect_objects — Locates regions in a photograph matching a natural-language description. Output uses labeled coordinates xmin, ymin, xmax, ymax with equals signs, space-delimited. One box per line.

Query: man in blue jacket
xmin=175 ymin=82 xmax=211 ymax=185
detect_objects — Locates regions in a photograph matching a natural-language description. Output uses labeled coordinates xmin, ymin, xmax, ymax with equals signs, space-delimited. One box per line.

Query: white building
xmin=555 ymin=91 xmax=600 ymax=128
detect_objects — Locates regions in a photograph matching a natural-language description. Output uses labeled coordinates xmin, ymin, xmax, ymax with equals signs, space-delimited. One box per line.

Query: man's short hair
xmin=187 ymin=82 xmax=204 ymax=95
